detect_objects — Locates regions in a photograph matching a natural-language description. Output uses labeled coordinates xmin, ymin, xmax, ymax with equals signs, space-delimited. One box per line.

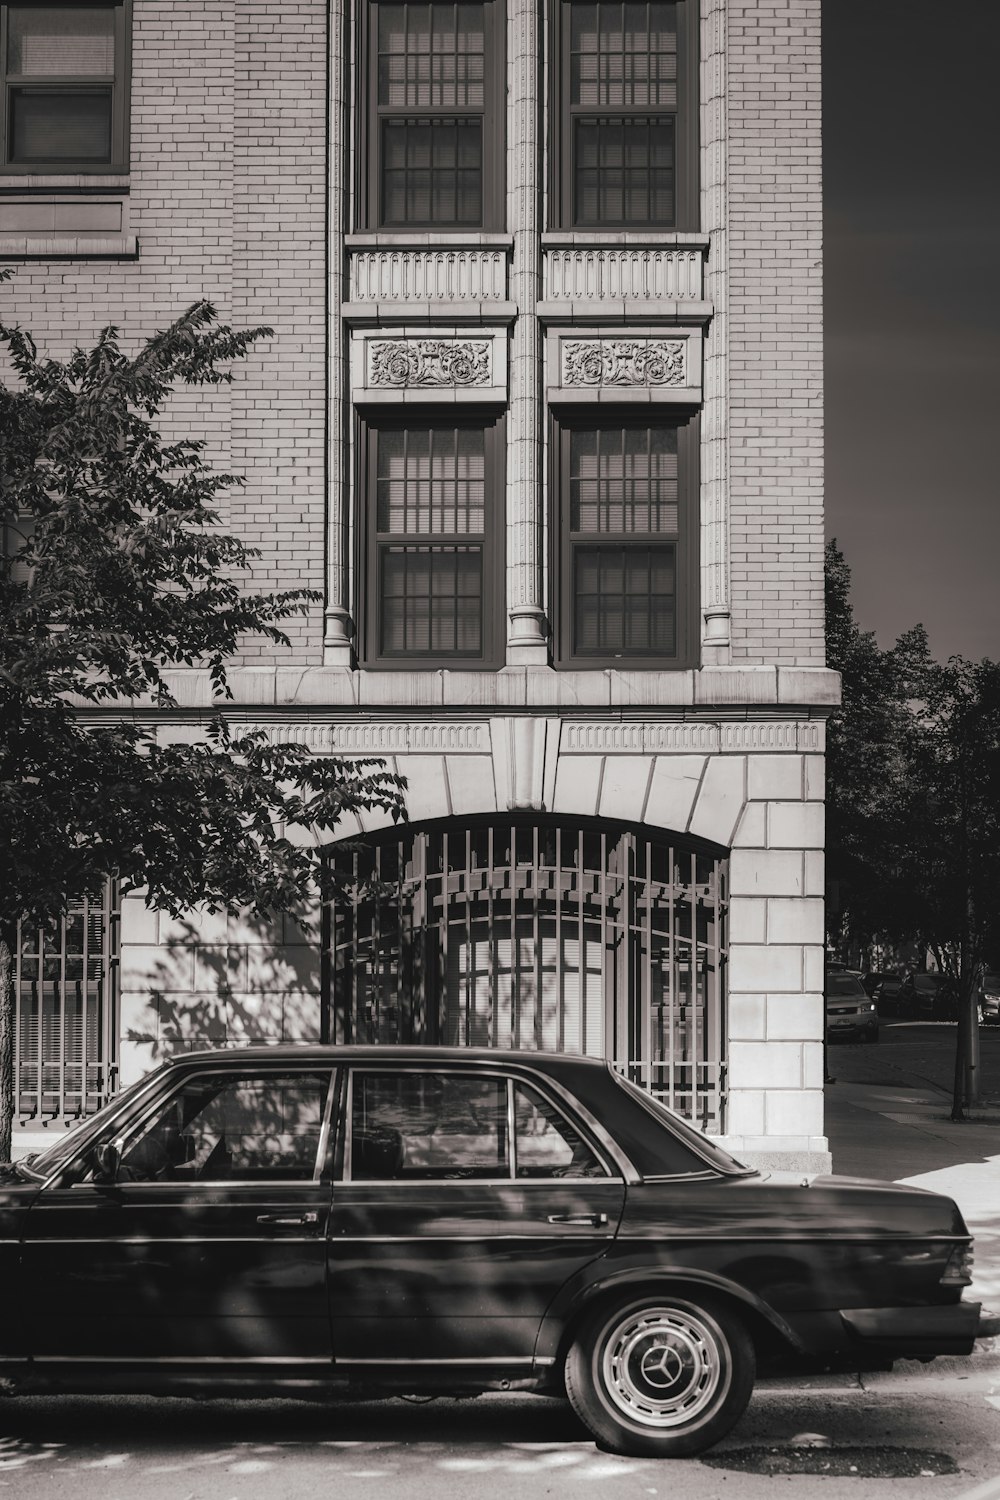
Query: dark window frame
xmin=549 ymin=408 xmax=700 ymax=669
xmin=0 ymin=1 xmax=131 ymax=173
xmin=356 ymin=407 xmax=506 ymax=670
xmin=357 ymin=0 xmax=505 ymax=231
xmin=548 ymin=0 xmax=699 ymax=231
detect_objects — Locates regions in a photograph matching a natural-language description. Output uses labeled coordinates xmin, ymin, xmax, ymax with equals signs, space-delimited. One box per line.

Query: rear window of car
xmin=609 ymin=1071 xmax=753 ymax=1178
xmin=825 ymin=974 xmax=867 ymax=998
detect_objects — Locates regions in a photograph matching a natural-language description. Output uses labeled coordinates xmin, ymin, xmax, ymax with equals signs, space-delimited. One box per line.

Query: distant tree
xmin=0 ymin=300 xmax=406 ymax=1161
xmin=824 ymin=540 xmax=927 ymax=956
xmin=825 ymin=542 xmax=1000 ymax=1118
xmin=902 ymin=657 xmax=1000 ymax=1117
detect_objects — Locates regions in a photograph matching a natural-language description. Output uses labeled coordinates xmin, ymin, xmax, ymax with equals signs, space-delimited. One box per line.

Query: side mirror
xmin=93 ymin=1140 xmax=122 ymax=1184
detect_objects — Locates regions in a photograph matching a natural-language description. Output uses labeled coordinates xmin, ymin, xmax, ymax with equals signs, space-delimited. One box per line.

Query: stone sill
xmin=69 ymin=666 xmax=841 ymax=713
xmin=347 ymin=231 xmax=514 ymax=250
xmin=0 ymin=233 xmax=137 ymax=259
xmin=548 ymin=385 xmax=703 ymax=406
xmin=538 ymin=298 xmax=714 ymax=325
xmin=0 ymin=173 xmax=129 ymax=191
xmin=343 ymin=300 xmax=517 ymax=326
xmin=541 ymin=231 xmax=710 ymax=250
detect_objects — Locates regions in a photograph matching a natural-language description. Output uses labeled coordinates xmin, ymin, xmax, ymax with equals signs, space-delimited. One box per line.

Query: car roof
xmin=168 ymin=1044 xmax=615 ymax=1084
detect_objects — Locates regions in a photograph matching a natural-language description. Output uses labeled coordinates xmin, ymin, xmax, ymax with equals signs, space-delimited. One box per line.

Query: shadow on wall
xmin=123 ymin=906 xmax=324 ymax=1077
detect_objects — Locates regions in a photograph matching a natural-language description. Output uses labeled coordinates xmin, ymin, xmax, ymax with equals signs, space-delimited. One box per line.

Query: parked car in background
xmin=862 ymin=972 xmax=893 ymax=999
xmin=875 ymin=973 xmax=906 ymax=1015
xmin=826 ymin=973 xmax=879 ymax=1043
xmin=977 ymin=974 xmax=1000 ymax=1027
xmin=0 ymin=1044 xmax=991 ymax=1458
xmin=899 ymin=973 xmax=958 ymax=1020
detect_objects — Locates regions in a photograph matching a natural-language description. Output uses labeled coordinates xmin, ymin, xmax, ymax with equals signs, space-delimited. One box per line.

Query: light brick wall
xmin=0 ymin=0 xmax=328 ymax=663
xmin=727 ymin=0 xmax=825 ymax=666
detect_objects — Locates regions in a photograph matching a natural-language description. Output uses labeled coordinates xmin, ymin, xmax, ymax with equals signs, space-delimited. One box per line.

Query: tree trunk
xmin=0 ymin=927 xmax=15 ymax=1164
xmin=951 ymin=889 xmax=978 ymax=1121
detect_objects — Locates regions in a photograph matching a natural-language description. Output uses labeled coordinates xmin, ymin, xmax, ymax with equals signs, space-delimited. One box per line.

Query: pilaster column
xmin=505 ymin=0 xmax=548 ymax=664
xmin=324 ymin=0 xmax=352 ymax=664
xmin=701 ymin=0 xmax=731 ymax=662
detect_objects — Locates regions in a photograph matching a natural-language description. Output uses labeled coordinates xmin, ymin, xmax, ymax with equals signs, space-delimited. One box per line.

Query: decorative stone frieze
xmin=349 ymin=247 xmax=509 ymax=303
xmin=236 ymin=722 xmax=490 ymax=754
xmin=350 ymin=327 xmax=507 ymax=403
xmin=369 ymin=339 xmax=490 ymax=387
xmin=546 ymin=327 xmax=702 ymax=404
xmin=542 ymin=244 xmax=706 ymax=303
xmin=562 ymin=338 xmax=686 ymax=388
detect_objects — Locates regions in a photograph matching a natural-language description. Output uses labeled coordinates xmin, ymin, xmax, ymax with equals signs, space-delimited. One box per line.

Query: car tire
xmin=564 ymin=1293 xmax=755 ymax=1458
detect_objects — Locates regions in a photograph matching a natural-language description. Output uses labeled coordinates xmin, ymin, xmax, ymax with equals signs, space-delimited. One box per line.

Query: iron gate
xmin=323 ymin=817 xmax=727 ymax=1130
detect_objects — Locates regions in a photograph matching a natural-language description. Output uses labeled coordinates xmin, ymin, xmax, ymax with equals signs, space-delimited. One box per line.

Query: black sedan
xmin=899 ymin=972 xmax=959 ymax=1020
xmin=0 ymin=1046 xmax=992 ymax=1458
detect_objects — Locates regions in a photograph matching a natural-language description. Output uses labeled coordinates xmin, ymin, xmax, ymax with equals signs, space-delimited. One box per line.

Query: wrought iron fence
xmin=324 ymin=816 xmax=727 ymax=1131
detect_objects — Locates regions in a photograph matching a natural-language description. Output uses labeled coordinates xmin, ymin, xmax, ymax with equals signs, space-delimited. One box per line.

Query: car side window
xmin=88 ymin=1071 xmax=332 ymax=1184
xmin=350 ymin=1071 xmax=508 ymax=1180
xmin=513 ymin=1082 xmax=608 ymax=1178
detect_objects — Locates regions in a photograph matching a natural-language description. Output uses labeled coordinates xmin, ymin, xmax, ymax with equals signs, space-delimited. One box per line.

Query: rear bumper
xmin=839 ymin=1301 xmax=987 ymax=1358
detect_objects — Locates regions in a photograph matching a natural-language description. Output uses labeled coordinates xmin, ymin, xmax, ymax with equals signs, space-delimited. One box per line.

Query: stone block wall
xmin=111 ymin=715 xmax=831 ymax=1171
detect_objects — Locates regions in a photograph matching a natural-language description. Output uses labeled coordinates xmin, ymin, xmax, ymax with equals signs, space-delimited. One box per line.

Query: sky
xmin=822 ymin=0 xmax=1000 ymax=662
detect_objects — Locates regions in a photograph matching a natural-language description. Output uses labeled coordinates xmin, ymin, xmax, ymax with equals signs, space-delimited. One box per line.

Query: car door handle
xmin=256 ymin=1211 xmax=319 ymax=1227
xmin=547 ymin=1212 xmax=609 ymax=1227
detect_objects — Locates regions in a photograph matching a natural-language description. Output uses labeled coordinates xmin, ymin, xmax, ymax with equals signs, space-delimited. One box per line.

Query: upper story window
xmin=359 ymin=0 xmax=504 ymax=230
xmin=550 ymin=0 xmax=698 ymax=229
xmin=551 ymin=412 xmax=699 ymax=667
xmin=1 ymin=3 xmax=129 ymax=172
xmin=358 ymin=412 xmax=505 ymax=668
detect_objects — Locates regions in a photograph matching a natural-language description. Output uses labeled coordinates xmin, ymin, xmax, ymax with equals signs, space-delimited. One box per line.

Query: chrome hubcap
xmin=601 ymin=1305 xmax=727 ymax=1428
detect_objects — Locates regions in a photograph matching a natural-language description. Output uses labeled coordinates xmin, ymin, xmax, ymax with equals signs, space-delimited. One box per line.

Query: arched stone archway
xmin=323 ymin=814 xmax=728 ymax=1131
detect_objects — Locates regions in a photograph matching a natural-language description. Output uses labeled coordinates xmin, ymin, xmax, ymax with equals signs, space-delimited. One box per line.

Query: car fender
xmin=533 ymin=1256 xmax=806 ymax=1366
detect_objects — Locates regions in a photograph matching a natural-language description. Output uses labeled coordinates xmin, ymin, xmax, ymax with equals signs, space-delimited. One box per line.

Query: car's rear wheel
xmin=564 ymin=1294 xmax=755 ymax=1457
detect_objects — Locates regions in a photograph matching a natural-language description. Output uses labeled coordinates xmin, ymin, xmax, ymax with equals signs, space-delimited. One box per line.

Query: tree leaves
xmin=0 ymin=301 xmax=408 ymax=934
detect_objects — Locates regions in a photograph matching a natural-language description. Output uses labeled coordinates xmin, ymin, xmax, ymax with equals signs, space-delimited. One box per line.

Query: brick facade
xmin=5 ymin=0 xmax=836 ymax=1171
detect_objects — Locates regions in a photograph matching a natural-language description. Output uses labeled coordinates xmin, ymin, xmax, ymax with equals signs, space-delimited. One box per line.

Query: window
xmin=15 ymin=885 xmax=119 ymax=1124
xmin=0 ymin=3 xmax=129 ymax=171
xmin=325 ymin=818 xmax=728 ymax=1131
xmin=552 ymin=412 xmax=698 ymax=666
xmin=550 ymin=0 xmax=698 ymax=229
xmin=347 ymin=1070 xmax=609 ymax=1181
xmin=350 ymin=1071 xmax=509 ymax=1179
xmin=358 ymin=413 xmax=504 ymax=667
xmin=105 ymin=1071 xmax=334 ymax=1183
xmin=360 ymin=0 xmax=504 ymax=230
xmin=513 ymin=1082 xmax=606 ymax=1177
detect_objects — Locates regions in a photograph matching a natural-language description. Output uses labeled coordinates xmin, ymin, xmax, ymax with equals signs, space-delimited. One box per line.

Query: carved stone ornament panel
xmin=369 ymin=339 xmax=490 ymax=387
xmin=562 ymin=338 xmax=686 ymax=387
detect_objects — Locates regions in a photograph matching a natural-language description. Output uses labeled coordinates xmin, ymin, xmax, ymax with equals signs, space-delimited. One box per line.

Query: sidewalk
xmin=779 ymin=1028 xmax=1000 ymax=1389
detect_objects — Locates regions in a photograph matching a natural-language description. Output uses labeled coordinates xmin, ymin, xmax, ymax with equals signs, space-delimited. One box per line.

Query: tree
xmin=902 ymin=657 xmax=1000 ymax=1117
xmin=825 ymin=542 xmax=1000 ymax=1119
xmin=0 ymin=300 xmax=406 ymax=1161
xmin=824 ymin=540 xmax=927 ymax=956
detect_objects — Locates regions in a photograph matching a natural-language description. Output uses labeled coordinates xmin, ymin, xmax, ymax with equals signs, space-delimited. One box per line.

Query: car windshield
xmin=982 ymin=976 xmax=1000 ymax=991
xmin=826 ymin=974 xmax=867 ymax=998
xmin=915 ymin=975 xmax=942 ymax=991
